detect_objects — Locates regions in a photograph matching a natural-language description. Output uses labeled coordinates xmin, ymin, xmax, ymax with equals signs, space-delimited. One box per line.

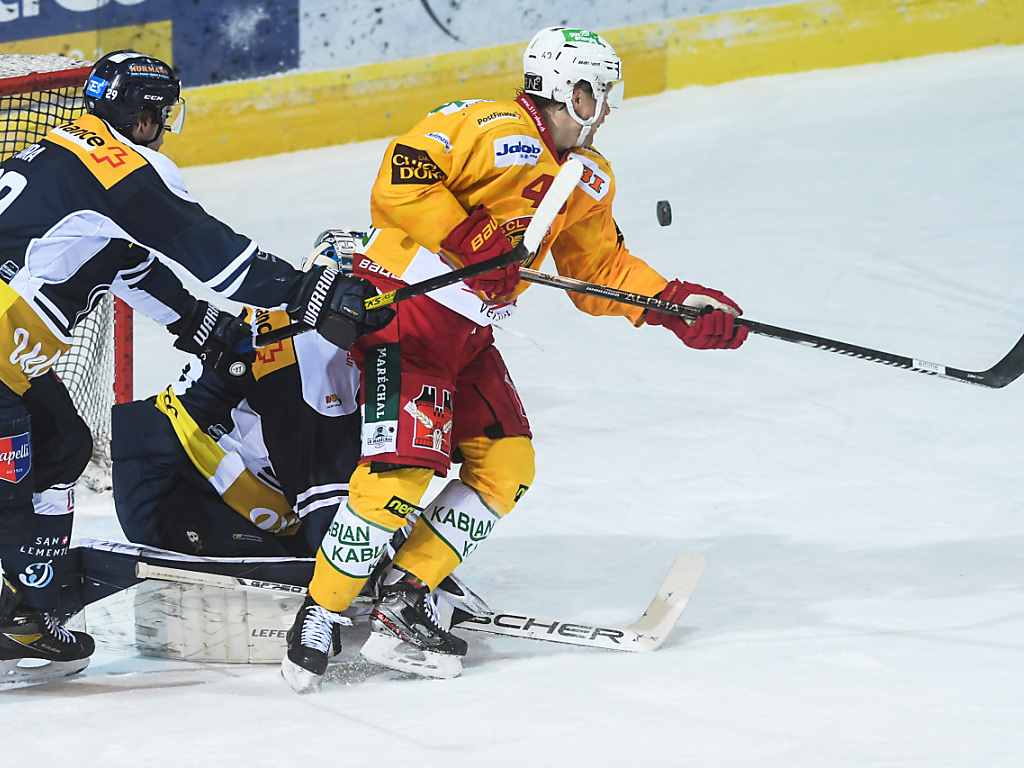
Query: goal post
xmin=0 ymin=53 xmax=134 ymax=489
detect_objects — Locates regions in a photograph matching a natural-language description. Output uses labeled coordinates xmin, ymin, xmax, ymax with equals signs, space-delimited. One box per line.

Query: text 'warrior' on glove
xmin=287 ymin=266 xmax=395 ymax=349
xmin=646 ymin=279 xmax=749 ymax=350
xmin=168 ymin=301 xmax=255 ymax=377
xmin=440 ymin=206 xmax=520 ymax=301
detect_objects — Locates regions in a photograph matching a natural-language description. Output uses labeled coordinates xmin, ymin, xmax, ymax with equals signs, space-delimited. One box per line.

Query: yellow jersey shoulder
xmin=422 ymin=99 xmax=532 ymax=134
xmin=44 ymin=113 xmax=148 ymax=189
xmin=567 ymin=146 xmax=616 ymax=203
xmin=573 ymin=145 xmax=613 ymax=174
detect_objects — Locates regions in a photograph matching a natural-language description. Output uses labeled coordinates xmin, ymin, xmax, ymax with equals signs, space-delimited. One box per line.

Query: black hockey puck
xmin=656 ymin=200 xmax=672 ymax=227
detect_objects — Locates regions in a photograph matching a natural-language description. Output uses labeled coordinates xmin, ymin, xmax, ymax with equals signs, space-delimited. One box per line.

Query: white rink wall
xmin=12 ymin=0 xmax=1012 ymax=166
xmin=298 ymin=0 xmax=786 ymax=70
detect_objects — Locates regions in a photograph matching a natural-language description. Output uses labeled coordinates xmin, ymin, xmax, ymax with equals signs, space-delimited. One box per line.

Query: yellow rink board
xmin=157 ymin=0 xmax=1023 ymax=167
xmin=0 ymin=22 xmax=173 ymax=68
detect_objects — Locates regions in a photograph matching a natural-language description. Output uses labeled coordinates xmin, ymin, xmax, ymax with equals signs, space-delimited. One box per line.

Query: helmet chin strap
xmin=564 ymin=90 xmax=606 ymax=147
xmin=132 ymin=121 xmax=165 ymax=147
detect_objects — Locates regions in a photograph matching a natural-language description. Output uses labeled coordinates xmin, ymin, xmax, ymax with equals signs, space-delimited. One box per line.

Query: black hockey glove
xmin=286 ymin=266 xmax=395 ymax=349
xmin=167 ymin=301 xmax=255 ymax=378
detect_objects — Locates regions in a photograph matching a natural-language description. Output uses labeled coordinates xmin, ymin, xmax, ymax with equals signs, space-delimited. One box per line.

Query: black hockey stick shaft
xmin=250 ymin=247 xmax=524 ymax=349
xmin=249 ymin=159 xmax=584 ymax=350
xmin=519 ymin=268 xmax=1024 ymax=389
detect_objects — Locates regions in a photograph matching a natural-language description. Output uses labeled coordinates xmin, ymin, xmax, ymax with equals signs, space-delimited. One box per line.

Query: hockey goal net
xmin=0 ymin=54 xmax=134 ymax=490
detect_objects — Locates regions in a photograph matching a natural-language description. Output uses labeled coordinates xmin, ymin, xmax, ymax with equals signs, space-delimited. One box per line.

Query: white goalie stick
xmin=132 ymin=552 xmax=707 ymax=658
xmin=455 ymin=552 xmax=708 ymax=652
xmin=134 ymin=562 xmax=309 ymax=595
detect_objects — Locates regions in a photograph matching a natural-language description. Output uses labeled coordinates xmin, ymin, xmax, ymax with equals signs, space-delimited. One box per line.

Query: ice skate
xmin=281 ymin=596 xmax=344 ymax=694
xmin=360 ymin=569 xmax=467 ymax=679
xmin=0 ymin=608 xmax=95 ymax=686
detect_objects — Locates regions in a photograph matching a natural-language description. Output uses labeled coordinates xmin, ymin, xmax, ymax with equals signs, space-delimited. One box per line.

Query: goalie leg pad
xmin=393 ymin=479 xmax=502 ymax=590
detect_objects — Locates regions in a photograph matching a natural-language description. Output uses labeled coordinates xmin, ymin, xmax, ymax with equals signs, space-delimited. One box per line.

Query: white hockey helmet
xmin=523 ymin=27 xmax=623 ymax=146
xmin=301 ymin=230 xmax=357 ymax=275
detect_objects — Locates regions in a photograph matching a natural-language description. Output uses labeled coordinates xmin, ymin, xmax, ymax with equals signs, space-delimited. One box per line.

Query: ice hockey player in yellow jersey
xmin=282 ymin=26 xmax=748 ymax=692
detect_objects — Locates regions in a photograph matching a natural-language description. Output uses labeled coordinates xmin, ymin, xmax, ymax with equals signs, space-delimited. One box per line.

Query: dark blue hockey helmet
xmin=83 ymin=51 xmax=183 ymax=139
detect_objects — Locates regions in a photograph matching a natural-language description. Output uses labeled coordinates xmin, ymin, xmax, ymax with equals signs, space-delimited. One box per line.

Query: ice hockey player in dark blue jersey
xmin=111 ymin=233 xmax=365 ymax=560
xmin=0 ymin=52 xmax=393 ymax=685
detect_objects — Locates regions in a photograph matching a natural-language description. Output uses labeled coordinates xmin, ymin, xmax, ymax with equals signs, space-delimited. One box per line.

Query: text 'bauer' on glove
xmin=286 ymin=265 xmax=396 ymax=350
xmin=645 ymin=279 xmax=750 ymax=350
xmin=168 ymin=301 xmax=256 ymax=377
xmin=440 ymin=206 xmax=520 ymax=301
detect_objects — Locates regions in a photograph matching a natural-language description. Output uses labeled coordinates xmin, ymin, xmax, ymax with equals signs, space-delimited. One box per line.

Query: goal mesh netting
xmin=0 ymin=54 xmax=133 ymax=490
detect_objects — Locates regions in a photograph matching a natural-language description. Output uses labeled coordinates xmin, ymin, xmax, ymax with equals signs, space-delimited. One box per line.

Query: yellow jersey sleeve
xmin=547 ymin=148 xmax=668 ymax=324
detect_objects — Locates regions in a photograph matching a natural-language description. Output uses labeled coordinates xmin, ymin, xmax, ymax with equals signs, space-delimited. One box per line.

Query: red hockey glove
xmin=646 ymin=279 xmax=749 ymax=350
xmin=441 ymin=207 xmax=520 ymax=300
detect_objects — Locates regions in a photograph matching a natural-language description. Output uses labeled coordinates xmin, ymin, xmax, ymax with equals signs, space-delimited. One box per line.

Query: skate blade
xmin=0 ymin=656 xmax=90 ymax=687
xmin=280 ymin=656 xmax=324 ymax=694
xmin=359 ymin=631 xmax=463 ymax=679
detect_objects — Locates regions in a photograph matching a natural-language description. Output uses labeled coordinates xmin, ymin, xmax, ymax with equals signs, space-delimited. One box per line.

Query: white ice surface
xmin=5 ymin=45 xmax=1024 ymax=768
